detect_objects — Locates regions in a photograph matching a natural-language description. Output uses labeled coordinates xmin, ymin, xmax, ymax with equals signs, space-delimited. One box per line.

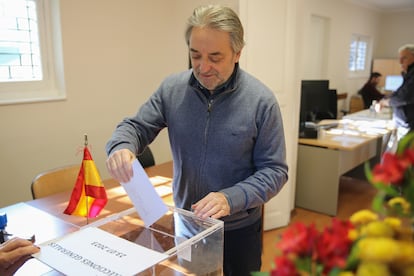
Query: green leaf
xmin=250 ymin=272 xmax=269 ymax=276
xmin=315 ymin=263 xmax=324 ymax=276
xmin=364 ymin=162 xmax=374 ymax=182
xmin=373 ymin=183 xmax=400 ymax=196
xmin=402 ymin=173 xmax=414 ymax=215
xmin=328 ymin=267 xmax=343 ymax=276
xmin=345 ymin=242 xmax=361 ymax=270
xmin=372 ymin=193 xmax=387 ymax=214
xmin=295 ymin=256 xmax=312 ymax=272
xmin=396 ymin=131 xmax=414 ymax=154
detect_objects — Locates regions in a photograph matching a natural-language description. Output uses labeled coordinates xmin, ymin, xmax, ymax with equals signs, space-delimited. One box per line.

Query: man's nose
xmin=198 ymin=59 xmax=212 ymax=73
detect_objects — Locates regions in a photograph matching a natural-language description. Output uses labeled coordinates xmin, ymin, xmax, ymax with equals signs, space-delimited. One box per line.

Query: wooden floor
xmin=261 ymin=176 xmax=377 ymax=272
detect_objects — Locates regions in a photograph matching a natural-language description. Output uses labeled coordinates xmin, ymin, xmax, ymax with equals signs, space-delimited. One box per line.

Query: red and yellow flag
xmin=64 ymin=147 xmax=107 ymax=218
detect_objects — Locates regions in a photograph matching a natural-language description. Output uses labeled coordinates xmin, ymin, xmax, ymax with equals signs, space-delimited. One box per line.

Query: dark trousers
xmin=223 ymin=218 xmax=262 ymax=276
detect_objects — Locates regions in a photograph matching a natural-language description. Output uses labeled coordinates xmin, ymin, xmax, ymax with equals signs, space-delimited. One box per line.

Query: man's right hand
xmin=106 ymin=149 xmax=136 ymax=183
xmin=380 ymin=98 xmax=390 ymax=107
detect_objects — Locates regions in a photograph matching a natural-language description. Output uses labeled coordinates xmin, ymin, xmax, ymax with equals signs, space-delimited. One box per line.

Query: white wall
xmin=376 ymin=10 xmax=414 ymax=58
xmin=297 ymin=0 xmax=381 ymax=99
xmin=296 ymin=1 xmax=414 ymax=111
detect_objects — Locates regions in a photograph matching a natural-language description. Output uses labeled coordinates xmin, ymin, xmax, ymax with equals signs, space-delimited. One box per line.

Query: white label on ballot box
xmin=34 ymin=227 xmax=168 ymax=275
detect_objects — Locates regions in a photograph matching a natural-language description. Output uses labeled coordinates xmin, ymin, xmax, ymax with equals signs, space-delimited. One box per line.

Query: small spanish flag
xmin=64 ymin=145 xmax=107 ymax=218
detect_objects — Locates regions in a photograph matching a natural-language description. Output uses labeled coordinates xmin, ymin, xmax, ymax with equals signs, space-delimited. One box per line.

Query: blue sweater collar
xmin=189 ymin=63 xmax=239 ymax=97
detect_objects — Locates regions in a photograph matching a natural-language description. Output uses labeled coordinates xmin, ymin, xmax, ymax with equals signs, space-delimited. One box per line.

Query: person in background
xmin=105 ymin=5 xmax=288 ymax=276
xmin=358 ymin=72 xmax=385 ymax=109
xmin=380 ymin=44 xmax=414 ymax=145
xmin=0 ymin=237 xmax=39 ymax=276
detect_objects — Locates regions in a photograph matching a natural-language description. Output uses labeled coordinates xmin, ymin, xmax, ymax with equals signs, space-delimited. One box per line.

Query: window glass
xmin=0 ymin=0 xmax=65 ymax=105
xmin=0 ymin=0 xmax=43 ymax=81
xmin=349 ymin=34 xmax=370 ymax=73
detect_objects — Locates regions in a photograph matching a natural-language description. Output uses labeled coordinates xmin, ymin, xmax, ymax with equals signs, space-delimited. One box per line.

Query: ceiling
xmin=351 ymin=0 xmax=414 ymax=12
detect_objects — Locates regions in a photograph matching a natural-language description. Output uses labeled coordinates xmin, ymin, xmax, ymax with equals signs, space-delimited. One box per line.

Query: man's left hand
xmin=191 ymin=192 xmax=230 ymax=219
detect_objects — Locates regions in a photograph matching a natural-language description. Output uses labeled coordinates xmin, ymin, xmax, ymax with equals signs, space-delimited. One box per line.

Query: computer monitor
xmin=384 ymin=75 xmax=403 ymax=92
xmin=299 ymin=80 xmax=337 ymax=137
xmin=299 ymin=80 xmax=336 ymax=122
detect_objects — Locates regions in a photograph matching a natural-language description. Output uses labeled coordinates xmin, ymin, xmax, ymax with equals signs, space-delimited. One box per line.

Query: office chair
xmin=349 ymin=94 xmax=365 ymax=113
xmin=31 ymin=164 xmax=80 ymax=199
xmin=337 ymin=92 xmax=349 ymax=117
xmin=137 ymin=146 xmax=155 ymax=168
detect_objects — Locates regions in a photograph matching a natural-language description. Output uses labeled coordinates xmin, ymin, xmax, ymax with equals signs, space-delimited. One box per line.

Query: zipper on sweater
xmin=204 ymin=98 xmax=213 ymax=142
xmin=207 ymin=99 xmax=213 ymax=112
xmin=195 ymin=97 xmax=213 ymax=199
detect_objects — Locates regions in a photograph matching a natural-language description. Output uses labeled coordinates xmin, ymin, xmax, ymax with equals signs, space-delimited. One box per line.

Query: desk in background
xmin=343 ymin=107 xmax=393 ymax=122
xmin=342 ymin=108 xmax=395 ymax=154
xmin=295 ymin=119 xmax=393 ymax=216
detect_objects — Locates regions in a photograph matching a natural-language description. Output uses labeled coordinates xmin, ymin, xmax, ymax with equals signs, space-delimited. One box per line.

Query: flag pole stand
xmin=84 ymin=134 xmax=89 ymax=225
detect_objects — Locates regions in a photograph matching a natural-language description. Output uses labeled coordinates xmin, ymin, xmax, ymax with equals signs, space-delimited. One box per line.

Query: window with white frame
xmin=348 ymin=34 xmax=370 ymax=74
xmin=0 ymin=0 xmax=65 ymax=105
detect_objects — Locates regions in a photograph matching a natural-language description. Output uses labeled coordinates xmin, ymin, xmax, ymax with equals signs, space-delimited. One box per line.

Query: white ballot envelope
xmin=121 ymin=159 xmax=169 ymax=226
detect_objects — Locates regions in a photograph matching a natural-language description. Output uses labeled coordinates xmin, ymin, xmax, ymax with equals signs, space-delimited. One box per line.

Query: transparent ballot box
xmin=45 ymin=206 xmax=224 ymax=276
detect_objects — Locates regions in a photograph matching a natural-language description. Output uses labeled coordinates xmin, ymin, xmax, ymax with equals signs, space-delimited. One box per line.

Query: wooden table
xmin=1 ymin=161 xmax=175 ymax=275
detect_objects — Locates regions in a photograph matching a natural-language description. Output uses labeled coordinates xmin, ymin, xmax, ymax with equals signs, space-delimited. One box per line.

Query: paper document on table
xmin=332 ymin=136 xmax=365 ymax=144
xmin=33 ymin=227 xmax=168 ymax=275
xmin=121 ymin=159 xmax=168 ymax=226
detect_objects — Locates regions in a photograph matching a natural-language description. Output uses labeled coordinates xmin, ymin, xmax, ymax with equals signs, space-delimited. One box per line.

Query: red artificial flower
xmin=271 ymin=256 xmax=300 ymax=276
xmin=372 ymin=152 xmax=407 ymax=185
xmin=402 ymin=148 xmax=414 ymax=164
xmin=315 ymin=219 xmax=354 ymax=273
xmin=276 ymin=222 xmax=318 ymax=256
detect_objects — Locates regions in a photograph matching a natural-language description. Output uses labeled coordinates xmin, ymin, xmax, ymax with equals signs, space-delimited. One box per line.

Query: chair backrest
xmin=337 ymin=92 xmax=349 ymax=117
xmin=349 ymin=94 xmax=365 ymax=114
xmin=137 ymin=146 xmax=155 ymax=168
xmin=31 ymin=164 xmax=80 ymax=199
xmin=337 ymin=92 xmax=348 ymax=101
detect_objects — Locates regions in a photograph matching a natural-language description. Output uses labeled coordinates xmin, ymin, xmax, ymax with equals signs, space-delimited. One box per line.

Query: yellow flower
xmin=383 ymin=216 xmax=402 ymax=231
xmin=395 ymin=224 xmax=414 ymax=242
xmin=356 ymin=261 xmax=391 ymax=276
xmin=388 ymin=197 xmax=411 ymax=214
xmin=394 ymin=241 xmax=414 ymax=266
xmin=348 ymin=229 xmax=359 ymax=241
xmin=360 ymin=221 xmax=395 ymax=238
xmin=400 ymin=264 xmax=414 ymax=276
xmin=357 ymin=237 xmax=399 ymax=263
xmin=349 ymin=209 xmax=379 ymax=226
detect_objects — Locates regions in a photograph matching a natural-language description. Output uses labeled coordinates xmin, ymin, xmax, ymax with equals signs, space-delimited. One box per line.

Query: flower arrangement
xmin=252 ymin=131 xmax=414 ymax=276
xmin=252 ymin=210 xmax=414 ymax=276
xmin=365 ymin=131 xmax=414 ymax=219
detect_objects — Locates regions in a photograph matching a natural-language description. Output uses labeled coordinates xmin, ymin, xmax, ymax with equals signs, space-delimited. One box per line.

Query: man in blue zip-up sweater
xmin=106 ymin=5 xmax=288 ymax=275
xmin=380 ymin=44 xmax=414 ymax=150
